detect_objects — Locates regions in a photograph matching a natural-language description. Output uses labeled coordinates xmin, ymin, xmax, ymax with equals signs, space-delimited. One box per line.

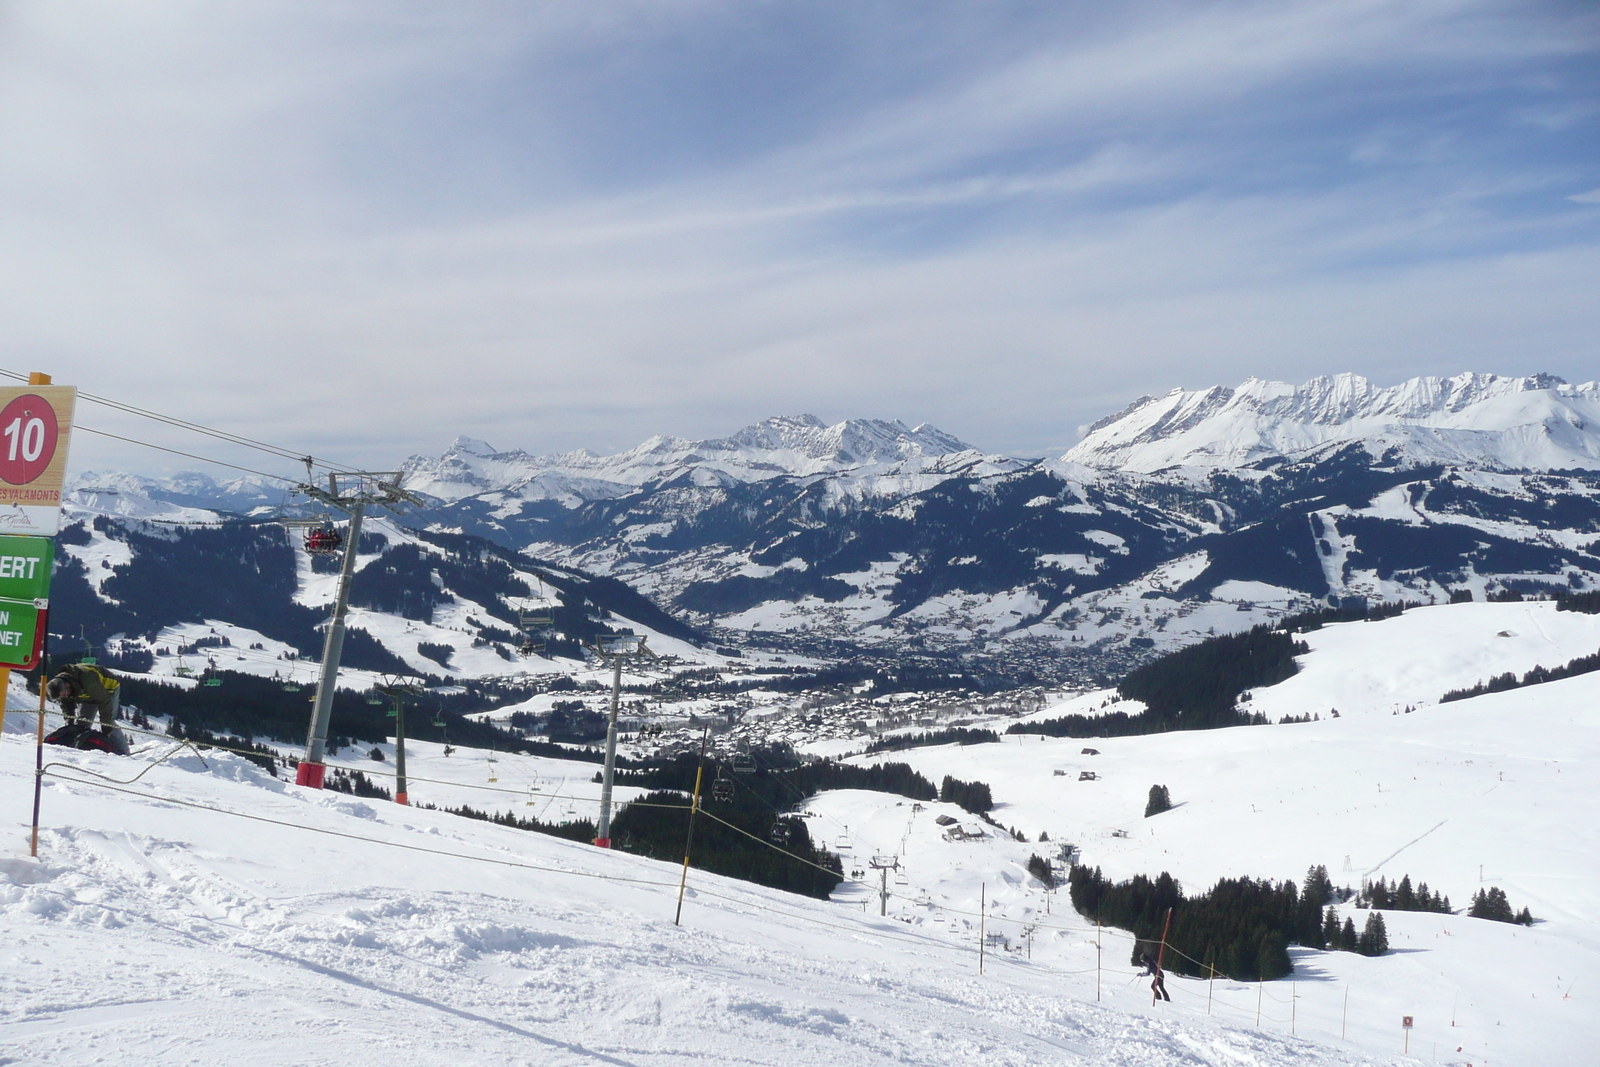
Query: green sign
xmin=0 ymin=535 xmax=52 ymax=603
xmin=0 ymin=597 xmax=42 ymax=667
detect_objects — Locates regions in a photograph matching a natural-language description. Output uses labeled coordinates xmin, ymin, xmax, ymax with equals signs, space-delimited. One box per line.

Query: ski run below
xmin=3 ymin=601 xmax=1595 ymax=1064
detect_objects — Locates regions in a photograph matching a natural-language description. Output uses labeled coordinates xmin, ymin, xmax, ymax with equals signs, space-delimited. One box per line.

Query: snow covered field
xmin=1 ymin=717 xmax=1404 ymax=1067
xmin=834 ymin=604 xmax=1600 ymax=1066
xmin=2 ymin=601 xmax=1592 ymax=1064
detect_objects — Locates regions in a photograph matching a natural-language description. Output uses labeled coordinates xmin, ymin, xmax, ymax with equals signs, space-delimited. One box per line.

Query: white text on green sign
xmin=0 ymin=535 xmax=52 ymax=603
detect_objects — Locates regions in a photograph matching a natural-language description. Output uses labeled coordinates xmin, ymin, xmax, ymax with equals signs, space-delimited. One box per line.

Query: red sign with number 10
xmin=0 ymin=384 xmax=76 ymax=537
xmin=0 ymin=394 xmax=60 ymax=486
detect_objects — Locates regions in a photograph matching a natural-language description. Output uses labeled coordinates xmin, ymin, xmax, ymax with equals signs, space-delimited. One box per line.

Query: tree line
xmin=1009 ymin=624 xmax=1303 ymax=739
xmin=1440 ymin=646 xmax=1600 ymax=703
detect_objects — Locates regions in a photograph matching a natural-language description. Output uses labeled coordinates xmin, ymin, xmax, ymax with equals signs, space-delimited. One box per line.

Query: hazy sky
xmin=3 ymin=1 xmax=1597 ymax=478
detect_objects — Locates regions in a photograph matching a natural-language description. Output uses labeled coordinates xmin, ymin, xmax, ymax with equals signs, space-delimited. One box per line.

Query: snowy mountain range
xmin=399 ymin=415 xmax=1021 ymax=507
xmin=56 ymin=374 xmax=1600 ymax=679
xmin=1066 ymin=372 xmax=1600 ymax=473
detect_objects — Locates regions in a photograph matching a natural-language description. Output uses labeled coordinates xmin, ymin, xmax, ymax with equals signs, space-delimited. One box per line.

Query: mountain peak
xmin=448 ymin=436 xmax=500 ymax=458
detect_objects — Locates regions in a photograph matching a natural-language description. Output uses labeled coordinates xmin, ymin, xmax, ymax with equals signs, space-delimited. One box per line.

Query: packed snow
xmin=3 ymin=706 xmax=1401 ymax=1066
xmin=3 ymin=600 xmax=1593 ymax=1064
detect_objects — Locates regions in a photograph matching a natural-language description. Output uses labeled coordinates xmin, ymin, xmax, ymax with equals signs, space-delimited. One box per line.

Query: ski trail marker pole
xmin=30 ymin=625 xmax=49 ymax=857
xmin=674 ymin=759 xmax=704 ymax=926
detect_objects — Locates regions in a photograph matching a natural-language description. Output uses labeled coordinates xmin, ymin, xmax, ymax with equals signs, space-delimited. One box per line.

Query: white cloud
xmin=0 ymin=1 xmax=1596 ymax=475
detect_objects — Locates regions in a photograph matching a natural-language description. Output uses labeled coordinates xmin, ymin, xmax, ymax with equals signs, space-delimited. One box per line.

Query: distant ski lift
xmin=486 ymin=751 xmax=498 ymax=783
xmin=202 ymin=677 xmax=222 ymax=688
xmin=731 ymin=752 xmax=756 ymax=775
xmin=518 ymin=640 xmax=544 ymax=657
xmin=304 ymin=528 xmax=344 ymax=555
xmin=281 ymin=682 xmax=301 ymax=692
xmin=366 ymin=691 xmax=385 ymax=705
xmin=769 ymin=822 xmax=789 ymax=844
xmin=712 ymin=772 xmax=735 ymax=803
xmin=835 ymin=827 xmax=851 ymax=849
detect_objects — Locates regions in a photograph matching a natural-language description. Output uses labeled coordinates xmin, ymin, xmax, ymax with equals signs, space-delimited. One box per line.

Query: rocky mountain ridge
xmin=1064 ymin=372 xmax=1600 ymax=473
xmin=57 ymin=373 xmax=1600 ymax=681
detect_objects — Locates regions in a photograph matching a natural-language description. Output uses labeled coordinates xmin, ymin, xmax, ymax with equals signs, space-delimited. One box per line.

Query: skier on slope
xmin=45 ymin=663 xmax=130 ymax=755
xmin=1140 ymin=952 xmax=1171 ymax=1003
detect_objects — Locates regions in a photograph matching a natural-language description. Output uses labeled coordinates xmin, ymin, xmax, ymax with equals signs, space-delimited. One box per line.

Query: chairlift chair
xmin=366 ymin=691 xmax=385 ymax=705
xmin=486 ymin=751 xmax=498 ymax=783
xmin=769 ymin=822 xmax=789 ymax=844
xmin=304 ymin=527 xmax=344 ymax=555
xmin=711 ymin=771 xmax=735 ymax=803
xmin=730 ymin=752 xmax=756 ymax=775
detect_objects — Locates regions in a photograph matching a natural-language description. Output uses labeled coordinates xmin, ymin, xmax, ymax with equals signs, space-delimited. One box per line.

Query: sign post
xmin=1 ymin=372 xmax=75 ymax=861
xmin=1402 ymin=1015 xmax=1413 ymax=1055
xmin=0 ymin=378 xmax=72 ymax=745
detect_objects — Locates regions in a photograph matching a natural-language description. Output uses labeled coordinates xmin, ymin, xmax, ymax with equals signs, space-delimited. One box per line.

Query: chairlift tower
xmin=869 ymin=855 xmax=900 ymax=917
xmin=588 ymin=634 xmax=654 ymax=848
xmin=373 ymin=678 xmax=423 ymax=805
xmin=295 ymin=470 xmax=421 ymax=789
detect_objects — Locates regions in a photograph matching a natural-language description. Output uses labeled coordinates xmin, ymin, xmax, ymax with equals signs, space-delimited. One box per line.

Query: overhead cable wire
xmin=0 ymin=365 xmax=355 ymax=474
xmin=73 ymin=426 xmax=299 ymax=483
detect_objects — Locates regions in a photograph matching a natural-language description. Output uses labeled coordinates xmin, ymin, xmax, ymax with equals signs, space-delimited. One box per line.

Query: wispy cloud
xmin=0 ymin=1 xmax=1596 ymax=472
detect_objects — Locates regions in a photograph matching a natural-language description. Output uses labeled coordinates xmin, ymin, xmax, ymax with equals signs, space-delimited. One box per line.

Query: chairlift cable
xmin=73 ymin=426 xmax=298 ymax=483
xmin=0 ymin=366 xmax=356 ymax=473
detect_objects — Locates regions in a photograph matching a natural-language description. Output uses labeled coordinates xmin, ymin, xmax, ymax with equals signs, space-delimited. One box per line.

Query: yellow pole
xmin=674 ymin=761 xmax=704 ymax=926
xmin=0 ymin=667 xmax=10 ymax=740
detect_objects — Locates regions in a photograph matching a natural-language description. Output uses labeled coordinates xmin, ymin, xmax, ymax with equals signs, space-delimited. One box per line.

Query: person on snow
xmin=1140 ymin=952 xmax=1171 ymax=1003
xmin=45 ymin=663 xmax=130 ymax=755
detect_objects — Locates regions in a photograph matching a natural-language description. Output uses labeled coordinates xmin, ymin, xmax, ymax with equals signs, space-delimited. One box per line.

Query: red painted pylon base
xmin=395 ymin=792 xmax=408 ymax=806
xmin=593 ymin=837 xmax=611 ymax=849
xmin=295 ymin=761 xmax=326 ymax=789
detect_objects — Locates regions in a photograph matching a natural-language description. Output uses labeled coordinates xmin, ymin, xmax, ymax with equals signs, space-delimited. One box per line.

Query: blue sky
xmin=2 ymin=1 xmax=1597 ymax=474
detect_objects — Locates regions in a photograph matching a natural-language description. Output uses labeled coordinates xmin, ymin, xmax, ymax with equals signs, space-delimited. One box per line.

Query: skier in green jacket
xmin=46 ymin=664 xmax=129 ymax=754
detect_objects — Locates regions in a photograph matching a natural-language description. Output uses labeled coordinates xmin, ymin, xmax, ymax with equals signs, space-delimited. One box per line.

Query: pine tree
xmin=1395 ymin=875 xmax=1415 ymax=911
xmin=1470 ymin=887 xmax=1515 ymax=923
xmin=1322 ymin=907 xmax=1341 ymax=948
xmin=1144 ymin=784 xmax=1173 ymax=818
xmin=1302 ymin=865 xmax=1333 ymax=906
xmin=1341 ymin=917 xmax=1359 ymax=952
xmin=1296 ymin=886 xmax=1326 ymax=949
xmin=1358 ymin=911 xmax=1389 ymax=956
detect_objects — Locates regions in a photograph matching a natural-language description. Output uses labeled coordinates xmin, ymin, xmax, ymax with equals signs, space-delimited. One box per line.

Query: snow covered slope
xmin=2 ymin=715 xmax=1403 ymax=1066
xmin=834 ymin=603 xmax=1600 ymax=1066
xmin=1066 ymin=372 xmax=1600 ymax=473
